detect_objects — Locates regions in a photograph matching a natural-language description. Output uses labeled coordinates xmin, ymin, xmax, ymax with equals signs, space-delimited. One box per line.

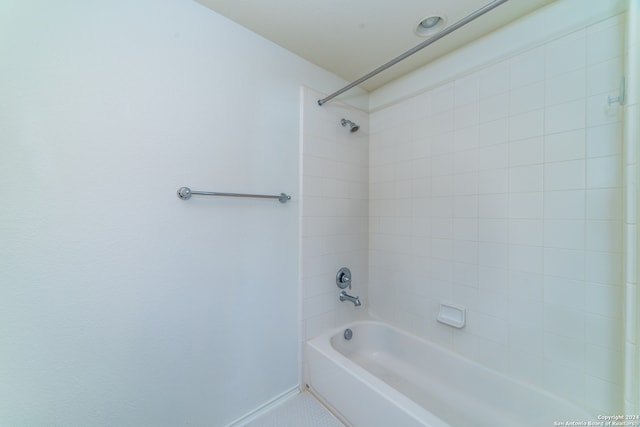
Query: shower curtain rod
xmin=317 ymin=0 xmax=509 ymax=106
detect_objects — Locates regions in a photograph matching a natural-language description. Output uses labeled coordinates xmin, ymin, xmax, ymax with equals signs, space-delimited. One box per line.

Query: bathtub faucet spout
xmin=340 ymin=291 xmax=361 ymax=307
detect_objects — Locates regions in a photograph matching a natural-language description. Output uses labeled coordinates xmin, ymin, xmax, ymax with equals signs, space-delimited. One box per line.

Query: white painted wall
xmin=368 ymin=0 xmax=627 ymax=415
xmin=0 ymin=0 xmax=364 ymax=425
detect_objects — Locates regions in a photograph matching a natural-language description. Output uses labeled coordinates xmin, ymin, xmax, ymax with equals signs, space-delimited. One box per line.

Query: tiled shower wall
xmin=369 ymin=16 xmax=624 ymax=413
xmin=300 ymin=87 xmax=369 ymax=343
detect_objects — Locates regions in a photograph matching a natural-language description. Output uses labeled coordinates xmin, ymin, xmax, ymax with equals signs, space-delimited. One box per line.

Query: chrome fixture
xmin=416 ymin=16 xmax=445 ymax=37
xmin=337 ymin=267 xmax=359 ymax=305
xmin=317 ymin=0 xmax=509 ymax=106
xmin=343 ymin=328 xmax=353 ymax=340
xmin=340 ymin=291 xmax=361 ymax=307
xmin=608 ymin=76 xmax=626 ymax=106
xmin=341 ymin=118 xmax=359 ymax=133
xmin=177 ymin=187 xmax=291 ymax=204
xmin=336 ymin=267 xmax=352 ymax=289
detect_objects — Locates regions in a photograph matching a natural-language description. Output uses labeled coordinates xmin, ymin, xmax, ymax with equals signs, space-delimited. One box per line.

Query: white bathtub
xmin=306 ymin=321 xmax=597 ymax=427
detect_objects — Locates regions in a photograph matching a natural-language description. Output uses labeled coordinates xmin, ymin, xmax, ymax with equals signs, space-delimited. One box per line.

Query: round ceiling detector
xmin=415 ymin=16 xmax=445 ymax=37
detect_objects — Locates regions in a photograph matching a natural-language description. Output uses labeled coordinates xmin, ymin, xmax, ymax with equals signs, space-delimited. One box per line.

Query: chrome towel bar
xmin=176 ymin=187 xmax=291 ymax=204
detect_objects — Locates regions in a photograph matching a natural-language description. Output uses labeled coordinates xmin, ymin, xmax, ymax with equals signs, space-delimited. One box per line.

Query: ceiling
xmin=195 ymin=0 xmax=557 ymax=92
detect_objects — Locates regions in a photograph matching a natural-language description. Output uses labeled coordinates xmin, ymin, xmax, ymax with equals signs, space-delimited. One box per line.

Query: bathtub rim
xmin=306 ymin=320 xmax=449 ymax=427
xmin=306 ymin=319 xmax=599 ymax=421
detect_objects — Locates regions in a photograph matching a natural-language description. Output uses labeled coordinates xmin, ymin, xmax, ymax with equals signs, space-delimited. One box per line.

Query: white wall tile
xmin=452 ymin=172 xmax=478 ymax=196
xmin=430 ymin=83 xmax=455 ymax=113
xmin=588 ymin=20 xmax=624 ymax=65
xmin=478 ymin=219 xmax=508 ymax=243
xmin=544 ymin=129 xmax=586 ymax=162
xmin=454 ymin=126 xmax=479 ymax=152
xmin=587 ymin=57 xmax=623 ymax=96
xmin=544 ymin=159 xmax=586 ymax=191
xmin=545 ymin=68 xmax=586 ymax=106
xmin=586 ymin=220 xmax=622 ymax=252
xmin=585 ymin=344 xmax=622 ymax=384
xmin=478 ymin=242 xmax=509 ymax=269
xmin=453 ymin=262 xmax=479 ymax=288
xmin=455 ymin=74 xmax=480 ymax=107
xmin=585 ymin=313 xmax=622 ymax=349
xmin=587 ymin=155 xmax=622 ymax=188
xmin=509 ymin=137 xmax=543 ymax=166
xmin=509 ymin=165 xmax=543 ymax=192
xmin=478 ymin=169 xmax=508 ymax=194
xmin=454 ymin=149 xmax=479 ymax=173
xmin=479 ymin=118 xmax=509 ymax=147
xmin=510 ymin=82 xmax=545 ymax=116
xmin=587 ymin=94 xmax=622 ymax=127
xmin=431 ymin=131 xmax=455 ymax=155
xmin=454 ymin=240 xmax=479 ymax=265
xmin=478 ymin=194 xmax=509 ymax=218
xmin=510 ymin=46 xmax=545 ymax=89
xmin=478 ymin=143 xmax=508 ymax=170
xmin=431 ymin=153 xmax=454 ymax=176
xmin=587 ymin=188 xmax=622 ymax=220
xmin=587 ymin=123 xmax=622 ymax=157
xmin=544 ymin=190 xmax=586 ymax=219
xmin=509 ymin=110 xmax=544 ymax=141
xmin=431 ymin=196 xmax=453 ymax=218
xmin=546 ymin=30 xmax=586 ymax=78
xmin=509 ymin=192 xmax=543 ymax=219
xmin=544 ymin=248 xmax=585 ymax=281
xmin=544 ymin=276 xmax=585 ymax=309
xmin=544 ymin=219 xmax=586 ymax=250
xmin=585 ymin=251 xmax=621 ymax=286
xmin=454 ymin=103 xmax=479 ymax=129
xmin=429 ymin=111 xmax=454 ymax=136
xmin=431 ymin=175 xmax=454 ymax=197
xmin=544 ymin=331 xmax=585 ymax=365
xmin=510 ymin=270 xmax=544 ymax=301
xmin=509 ymin=219 xmax=543 ymax=246
xmin=510 ymin=245 xmax=544 ymax=274
xmin=480 ymin=60 xmax=510 ymax=97
xmin=454 ymin=218 xmax=479 ymax=241
xmin=586 ymin=284 xmax=622 ymax=318
xmin=545 ymin=99 xmax=586 ymax=134
xmin=453 ymin=195 xmax=479 ymax=218
xmin=479 ymin=92 xmax=509 ymax=123
xmin=544 ymin=360 xmax=586 ymax=404
xmin=585 ymin=376 xmax=623 ymax=413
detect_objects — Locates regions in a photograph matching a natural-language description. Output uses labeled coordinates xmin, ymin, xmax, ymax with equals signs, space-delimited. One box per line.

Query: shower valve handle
xmin=336 ymin=267 xmax=352 ymax=289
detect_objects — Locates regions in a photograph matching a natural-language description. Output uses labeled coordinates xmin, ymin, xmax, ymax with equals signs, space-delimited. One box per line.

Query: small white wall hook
xmin=608 ymin=76 xmax=626 ymax=106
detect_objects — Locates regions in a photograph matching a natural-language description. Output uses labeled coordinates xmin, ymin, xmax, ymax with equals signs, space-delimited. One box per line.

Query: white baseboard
xmin=225 ymin=386 xmax=301 ymax=427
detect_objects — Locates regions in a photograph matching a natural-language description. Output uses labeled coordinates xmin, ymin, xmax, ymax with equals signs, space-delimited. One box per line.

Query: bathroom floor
xmin=244 ymin=392 xmax=345 ymax=427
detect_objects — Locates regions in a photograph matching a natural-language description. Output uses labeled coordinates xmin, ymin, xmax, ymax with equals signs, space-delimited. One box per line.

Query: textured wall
xmin=0 ymin=1 xmax=359 ymax=425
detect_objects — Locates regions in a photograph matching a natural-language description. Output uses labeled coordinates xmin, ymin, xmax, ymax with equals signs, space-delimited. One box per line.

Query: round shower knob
xmin=336 ymin=267 xmax=352 ymax=289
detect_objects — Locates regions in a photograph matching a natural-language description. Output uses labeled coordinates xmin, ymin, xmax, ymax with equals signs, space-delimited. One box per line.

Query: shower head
xmin=341 ymin=118 xmax=359 ymax=133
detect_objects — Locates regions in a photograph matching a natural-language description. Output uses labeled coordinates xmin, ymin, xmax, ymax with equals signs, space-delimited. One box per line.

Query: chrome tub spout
xmin=340 ymin=291 xmax=361 ymax=307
